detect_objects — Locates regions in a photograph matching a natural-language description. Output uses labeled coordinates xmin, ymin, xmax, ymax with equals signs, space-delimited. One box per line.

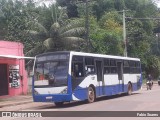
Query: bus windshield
xmin=34 ymin=58 xmax=69 ymax=87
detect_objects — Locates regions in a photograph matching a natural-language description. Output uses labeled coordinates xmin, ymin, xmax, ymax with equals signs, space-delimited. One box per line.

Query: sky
xmin=154 ymin=0 xmax=160 ymax=7
xmin=34 ymin=0 xmax=55 ymax=6
xmin=157 ymin=2 xmax=160 ymax=7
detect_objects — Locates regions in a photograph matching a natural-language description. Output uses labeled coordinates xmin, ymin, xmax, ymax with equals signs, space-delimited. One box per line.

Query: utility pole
xmin=157 ymin=20 xmax=160 ymax=54
xmin=118 ymin=10 xmax=129 ymax=57
xmin=123 ymin=9 xmax=127 ymax=57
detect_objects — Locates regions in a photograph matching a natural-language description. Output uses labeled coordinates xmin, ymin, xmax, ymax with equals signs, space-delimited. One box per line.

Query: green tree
xmin=90 ymin=12 xmax=123 ymax=55
xmin=56 ymin=0 xmax=79 ymax=18
xmin=26 ymin=4 xmax=85 ymax=56
xmin=0 ymin=0 xmax=38 ymax=52
xmin=92 ymin=0 xmax=115 ymax=21
xmin=124 ymin=0 xmax=159 ymax=78
xmin=145 ymin=54 xmax=160 ymax=78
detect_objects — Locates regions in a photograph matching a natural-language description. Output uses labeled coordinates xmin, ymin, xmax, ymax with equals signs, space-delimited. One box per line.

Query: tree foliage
xmin=25 ymin=4 xmax=85 ymax=56
xmin=90 ymin=12 xmax=123 ymax=55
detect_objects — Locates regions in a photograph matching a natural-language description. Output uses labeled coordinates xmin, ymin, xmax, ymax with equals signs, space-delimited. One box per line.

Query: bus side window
xmin=110 ymin=59 xmax=117 ymax=74
xmin=73 ymin=63 xmax=84 ymax=77
xmin=85 ymin=66 xmax=95 ymax=75
xmin=123 ymin=60 xmax=130 ymax=73
xmin=104 ymin=67 xmax=110 ymax=74
xmin=85 ymin=57 xmax=95 ymax=75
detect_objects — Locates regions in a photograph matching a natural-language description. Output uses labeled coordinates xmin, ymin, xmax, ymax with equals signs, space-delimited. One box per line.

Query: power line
xmin=125 ymin=17 xmax=160 ymax=20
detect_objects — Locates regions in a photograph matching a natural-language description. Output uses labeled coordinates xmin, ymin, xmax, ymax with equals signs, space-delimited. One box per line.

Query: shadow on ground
xmin=34 ymin=92 xmax=140 ymax=110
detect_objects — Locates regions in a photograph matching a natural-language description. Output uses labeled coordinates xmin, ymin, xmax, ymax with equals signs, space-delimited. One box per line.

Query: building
xmin=0 ymin=41 xmax=34 ymax=97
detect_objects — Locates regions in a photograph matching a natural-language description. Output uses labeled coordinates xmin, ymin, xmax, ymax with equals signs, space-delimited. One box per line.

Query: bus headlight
xmin=61 ymin=88 xmax=67 ymax=94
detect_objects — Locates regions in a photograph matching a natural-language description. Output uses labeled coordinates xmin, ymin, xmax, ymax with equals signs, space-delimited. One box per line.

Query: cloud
xmin=35 ymin=0 xmax=56 ymax=7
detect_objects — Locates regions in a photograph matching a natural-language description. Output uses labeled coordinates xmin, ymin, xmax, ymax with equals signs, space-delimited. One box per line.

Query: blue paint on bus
xmin=33 ymin=94 xmax=71 ymax=102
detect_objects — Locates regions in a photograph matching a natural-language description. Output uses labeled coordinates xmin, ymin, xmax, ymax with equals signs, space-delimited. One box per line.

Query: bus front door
xmin=95 ymin=60 xmax=105 ymax=96
xmin=117 ymin=62 xmax=124 ymax=93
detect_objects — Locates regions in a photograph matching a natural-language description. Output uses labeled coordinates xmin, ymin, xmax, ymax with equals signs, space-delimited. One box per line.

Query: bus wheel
xmin=54 ymin=102 xmax=63 ymax=107
xmin=127 ymin=83 xmax=132 ymax=95
xmin=88 ymin=86 xmax=95 ymax=103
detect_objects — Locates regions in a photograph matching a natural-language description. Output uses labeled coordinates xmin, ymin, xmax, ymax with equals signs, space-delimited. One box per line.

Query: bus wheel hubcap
xmin=128 ymin=84 xmax=132 ymax=95
xmin=88 ymin=87 xmax=94 ymax=102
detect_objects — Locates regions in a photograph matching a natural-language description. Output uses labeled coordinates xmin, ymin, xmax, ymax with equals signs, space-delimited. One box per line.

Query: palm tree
xmin=25 ymin=4 xmax=85 ymax=56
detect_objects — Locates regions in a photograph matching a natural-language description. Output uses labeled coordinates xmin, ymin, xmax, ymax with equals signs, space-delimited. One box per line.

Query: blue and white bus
xmin=32 ymin=51 xmax=142 ymax=106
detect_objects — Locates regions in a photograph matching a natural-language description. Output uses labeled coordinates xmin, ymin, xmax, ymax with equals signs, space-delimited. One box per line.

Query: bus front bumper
xmin=33 ymin=94 xmax=72 ymax=102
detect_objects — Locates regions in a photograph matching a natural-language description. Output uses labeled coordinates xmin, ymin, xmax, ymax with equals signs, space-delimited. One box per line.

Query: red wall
xmin=0 ymin=41 xmax=28 ymax=96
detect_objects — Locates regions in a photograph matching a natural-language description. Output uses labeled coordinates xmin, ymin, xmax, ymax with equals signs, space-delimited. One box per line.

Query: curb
xmin=0 ymin=100 xmax=33 ymax=108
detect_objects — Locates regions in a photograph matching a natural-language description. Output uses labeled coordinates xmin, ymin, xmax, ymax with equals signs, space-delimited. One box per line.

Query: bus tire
xmin=87 ymin=86 xmax=95 ymax=103
xmin=127 ymin=83 xmax=132 ymax=95
xmin=54 ymin=102 xmax=63 ymax=107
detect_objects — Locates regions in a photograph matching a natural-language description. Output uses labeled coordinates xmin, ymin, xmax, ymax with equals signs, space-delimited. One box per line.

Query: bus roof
xmin=70 ymin=51 xmax=140 ymax=61
xmin=36 ymin=51 xmax=140 ymax=61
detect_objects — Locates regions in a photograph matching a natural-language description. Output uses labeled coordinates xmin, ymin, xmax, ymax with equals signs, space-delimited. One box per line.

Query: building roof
xmin=0 ymin=55 xmax=35 ymax=59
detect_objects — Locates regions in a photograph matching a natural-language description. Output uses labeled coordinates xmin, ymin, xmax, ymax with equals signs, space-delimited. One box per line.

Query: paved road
xmin=1 ymin=84 xmax=160 ymax=120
